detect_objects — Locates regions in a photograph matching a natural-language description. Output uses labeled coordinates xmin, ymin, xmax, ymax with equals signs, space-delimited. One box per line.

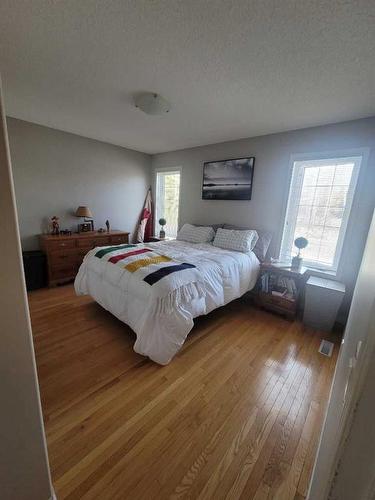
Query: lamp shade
xmin=75 ymin=206 xmax=93 ymax=218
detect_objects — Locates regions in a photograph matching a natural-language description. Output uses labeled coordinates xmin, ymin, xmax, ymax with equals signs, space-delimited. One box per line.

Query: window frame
xmin=153 ymin=166 xmax=182 ymax=238
xmin=279 ymin=152 xmax=363 ymax=272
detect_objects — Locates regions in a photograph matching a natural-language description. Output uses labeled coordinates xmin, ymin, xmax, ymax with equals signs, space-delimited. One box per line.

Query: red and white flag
xmin=136 ymin=188 xmax=153 ymax=243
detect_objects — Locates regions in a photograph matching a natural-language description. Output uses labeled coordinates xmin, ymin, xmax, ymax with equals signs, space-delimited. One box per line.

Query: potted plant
xmin=159 ymin=218 xmax=166 ymax=239
xmin=291 ymin=237 xmax=308 ymax=270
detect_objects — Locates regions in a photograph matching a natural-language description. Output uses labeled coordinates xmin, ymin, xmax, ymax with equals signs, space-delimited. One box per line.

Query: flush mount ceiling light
xmin=134 ymin=92 xmax=171 ymax=115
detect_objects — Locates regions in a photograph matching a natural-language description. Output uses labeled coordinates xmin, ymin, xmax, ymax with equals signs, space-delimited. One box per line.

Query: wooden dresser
xmin=40 ymin=231 xmax=130 ymax=286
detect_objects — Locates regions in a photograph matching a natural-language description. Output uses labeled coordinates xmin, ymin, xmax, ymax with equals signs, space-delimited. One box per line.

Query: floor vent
xmin=319 ymin=339 xmax=334 ymax=357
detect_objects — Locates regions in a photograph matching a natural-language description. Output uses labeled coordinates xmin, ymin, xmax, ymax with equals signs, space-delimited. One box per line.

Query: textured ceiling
xmin=0 ymin=0 xmax=374 ymax=154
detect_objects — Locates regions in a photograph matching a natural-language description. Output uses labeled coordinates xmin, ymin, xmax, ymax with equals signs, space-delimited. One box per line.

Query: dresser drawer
xmin=76 ymin=247 xmax=92 ymax=262
xmin=50 ymin=265 xmax=77 ymax=281
xmin=77 ymin=236 xmax=111 ymax=248
xmin=50 ymin=249 xmax=78 ymax=267
xmin=110 ymin=234 xmax=129 ymax=245
xmin=47 ymin=239 xmax=76 ymax=250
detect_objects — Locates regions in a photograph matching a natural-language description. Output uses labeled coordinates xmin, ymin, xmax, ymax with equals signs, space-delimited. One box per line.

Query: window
xmin=155 ymin=169 xmax=181 ymax=237
xmin=280 ymin=155 xmax=362 ymax=271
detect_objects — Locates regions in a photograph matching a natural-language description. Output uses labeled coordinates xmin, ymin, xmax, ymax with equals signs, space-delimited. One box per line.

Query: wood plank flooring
xmin=28 ymin=285 xmax=338 ymax=500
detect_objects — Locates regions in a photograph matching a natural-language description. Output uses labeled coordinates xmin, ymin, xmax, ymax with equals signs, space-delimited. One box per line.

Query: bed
xmin=75 ymin=238 xmax=260 ymax=365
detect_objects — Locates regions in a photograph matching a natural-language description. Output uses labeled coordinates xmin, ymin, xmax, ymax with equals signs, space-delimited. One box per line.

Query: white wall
xmin=0 ymin=84 xmax=53 ymax=499
xmin=7 ymin=118 xmax=151 ymax=250
xmin=152 ymin=117 xmax=375 ymax=316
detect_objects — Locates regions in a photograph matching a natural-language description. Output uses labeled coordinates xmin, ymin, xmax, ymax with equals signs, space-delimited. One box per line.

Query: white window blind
xmin=280 ymin=155 xmax=361 ymax=271
xmin=155 ymin=169 xmax=181 ymax=237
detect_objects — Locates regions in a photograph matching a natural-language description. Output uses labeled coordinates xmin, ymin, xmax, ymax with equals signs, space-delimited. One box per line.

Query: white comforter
xmin=74 ymin=240 xmax=259 ymax=364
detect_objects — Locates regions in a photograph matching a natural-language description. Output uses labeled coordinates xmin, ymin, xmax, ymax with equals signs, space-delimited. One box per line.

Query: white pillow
xmin=213 ymin=228 xmax=259 ymax=253
xmin=177 ymin=223 xmax=215 ymax=243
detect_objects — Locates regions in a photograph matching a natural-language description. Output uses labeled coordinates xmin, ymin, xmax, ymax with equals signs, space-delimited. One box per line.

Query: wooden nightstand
xmin=254 ymin=262 xmax=308 ymax=319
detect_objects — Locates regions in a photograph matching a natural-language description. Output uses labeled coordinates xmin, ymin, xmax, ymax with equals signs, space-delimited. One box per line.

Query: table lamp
xmin=75 ymin=206 xmax=94 ymax=232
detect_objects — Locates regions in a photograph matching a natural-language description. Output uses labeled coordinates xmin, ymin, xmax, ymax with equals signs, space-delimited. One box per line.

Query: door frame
xmin=308 ymin=210 xmax=375 ymax=499
xmin=0 ymin=75 xmax=54 ymax=500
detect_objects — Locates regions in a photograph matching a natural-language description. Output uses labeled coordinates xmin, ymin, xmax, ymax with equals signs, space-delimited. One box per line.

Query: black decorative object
xmin=22 ymin=251 xmax=47 ymax=291
xmin=202 ymin=157 xmax=255 ymax=200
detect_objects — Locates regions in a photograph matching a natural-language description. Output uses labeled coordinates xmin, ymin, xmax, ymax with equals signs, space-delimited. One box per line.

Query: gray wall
xmin=152 ymin=117 xmax=375 ymax=316
xmin=7 ymin=118 xmax=151 ymax=250
xmin=6 ymin=115 xmax=375 ymax=317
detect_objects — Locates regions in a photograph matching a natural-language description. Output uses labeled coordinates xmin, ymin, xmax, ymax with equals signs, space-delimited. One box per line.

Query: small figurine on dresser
xmin=51 ymin=216 xmax=60 ymax=235
xmin=105 ymin=220 xmax=110 ymax=233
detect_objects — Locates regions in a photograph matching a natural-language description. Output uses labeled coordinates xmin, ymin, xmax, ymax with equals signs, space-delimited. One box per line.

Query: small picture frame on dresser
xmin=78 ymin=221 xmax=94 ymax=233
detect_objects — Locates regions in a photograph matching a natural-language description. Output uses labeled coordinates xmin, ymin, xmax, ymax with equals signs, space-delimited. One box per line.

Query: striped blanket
xmin=94 ymin=244 xmax=204 ymax=301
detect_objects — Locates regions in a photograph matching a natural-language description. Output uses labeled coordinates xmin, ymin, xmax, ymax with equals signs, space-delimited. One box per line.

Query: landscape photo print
xmin=202 ymin=157 xmax=255 ymax=200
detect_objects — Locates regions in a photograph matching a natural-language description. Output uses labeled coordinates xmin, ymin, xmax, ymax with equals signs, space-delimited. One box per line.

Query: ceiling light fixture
xmin=134 ymin=92 xmax=171 ymax=115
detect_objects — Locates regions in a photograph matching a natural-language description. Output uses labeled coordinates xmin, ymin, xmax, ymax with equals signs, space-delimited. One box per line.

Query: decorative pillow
xmin=213 ymin=228 xmax=258 ymax=253
xmin=177 ymin=223 xmax=215 ymax=243
xmin=223 ymin=224 xmax=272 ymax=261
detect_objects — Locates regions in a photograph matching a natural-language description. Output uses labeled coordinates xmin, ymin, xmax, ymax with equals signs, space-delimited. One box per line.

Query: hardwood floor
xmin=28 ymin=285 xmax=338 ymax=500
